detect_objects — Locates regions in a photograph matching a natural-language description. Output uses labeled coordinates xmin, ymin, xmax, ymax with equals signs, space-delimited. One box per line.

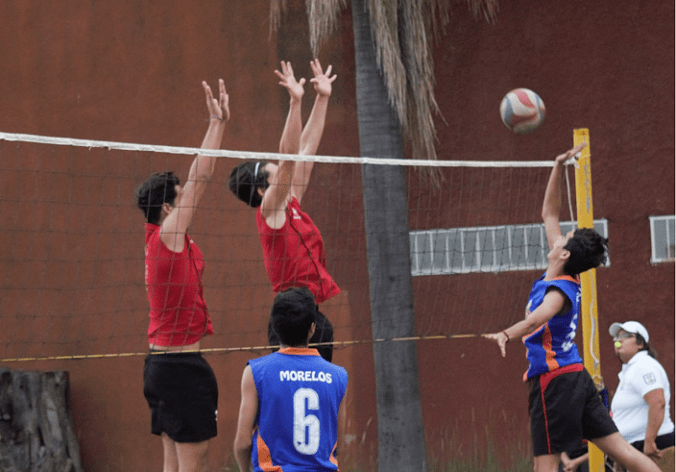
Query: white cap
xmin=609 ymin=321 xmax=649 ymax=343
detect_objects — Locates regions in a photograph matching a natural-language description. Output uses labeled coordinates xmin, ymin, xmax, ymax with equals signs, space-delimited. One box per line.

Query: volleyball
xmin=499 ymin=88 xmax=546 ymax=134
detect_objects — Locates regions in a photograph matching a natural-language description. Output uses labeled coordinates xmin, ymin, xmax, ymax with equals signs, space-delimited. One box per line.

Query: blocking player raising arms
xmin=484 ymin=143 xmax=660 ymax=472
xmin=228 ymin=59 xmax=339 ymax=362
xmin=135 ymin=79 xmax=229 ymax=472
xmin=234 ymin=287 xmax=348 ymax=472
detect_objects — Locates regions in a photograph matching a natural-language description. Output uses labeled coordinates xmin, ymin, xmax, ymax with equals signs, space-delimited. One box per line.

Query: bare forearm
xmin=541 ymin=161 xmax=563 ymax=221
xmin=279 ymin=98 xmax=302 ymax=154
xmin=300 ymin=94 xmax=329 ymax=155
xmin=645 ymin=402 xmax=665 ymax=443
xmin=189 ymin=118 xmax=226 ymax=183
xmin=234 ymin=444 xmax=252 ymax=472
xmin=503 ymin=316 xmax=542 ymax=341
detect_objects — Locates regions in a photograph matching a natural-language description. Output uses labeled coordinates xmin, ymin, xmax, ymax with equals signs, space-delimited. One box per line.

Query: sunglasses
xmin=613 ymin=332 xmax=636 ymax=342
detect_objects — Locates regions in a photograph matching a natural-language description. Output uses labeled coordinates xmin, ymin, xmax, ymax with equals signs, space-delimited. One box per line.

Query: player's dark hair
xmin=228 ymin=161 xmax=270 ymax=208
xmin=135 ymin=172 xmax=180 ymax=224
xmin=563 ymin=228 xmax=608 ymax=276
xmin=634 ymin=333 xmax=658 ymax=359
xmin=270 ymin=287 xmax=316 ymax=347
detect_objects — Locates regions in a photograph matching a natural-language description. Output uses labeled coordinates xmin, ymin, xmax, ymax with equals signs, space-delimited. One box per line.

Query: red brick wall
xmin=0 ymin=1 xmax=672 ymax=470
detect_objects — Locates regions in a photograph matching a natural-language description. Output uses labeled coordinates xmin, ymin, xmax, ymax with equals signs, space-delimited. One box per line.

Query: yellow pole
xmin=573 ymin=128 xmax=605 ymax=472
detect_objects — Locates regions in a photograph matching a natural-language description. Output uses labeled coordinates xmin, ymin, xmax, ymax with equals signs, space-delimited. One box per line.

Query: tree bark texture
xmin=0 ymin=368 xmax=83 ymax=472
xmin=352 ymin=0 xmax=428 ymax=470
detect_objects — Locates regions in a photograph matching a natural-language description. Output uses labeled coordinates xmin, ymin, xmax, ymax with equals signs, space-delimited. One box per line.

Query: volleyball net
xmin=0 ymin=131 xmax=603 ymax=362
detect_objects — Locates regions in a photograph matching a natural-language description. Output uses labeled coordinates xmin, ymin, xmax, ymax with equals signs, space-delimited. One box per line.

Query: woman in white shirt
xmin=610 ymin=321 xmax=675 ymax=463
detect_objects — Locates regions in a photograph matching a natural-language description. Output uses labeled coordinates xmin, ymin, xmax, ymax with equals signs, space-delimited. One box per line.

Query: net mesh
xmin=0 ymin=132 xmax=570 ymax=362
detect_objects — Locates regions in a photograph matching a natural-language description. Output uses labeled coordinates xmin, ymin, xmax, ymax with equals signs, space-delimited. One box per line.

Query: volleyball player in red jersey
xmin=484 ymin=144 xmax=660 ymax=472
xmin=228 ymin=59 xmax=339 ymax=361
xmin=135 ymin=79 xmax=229 ymax=472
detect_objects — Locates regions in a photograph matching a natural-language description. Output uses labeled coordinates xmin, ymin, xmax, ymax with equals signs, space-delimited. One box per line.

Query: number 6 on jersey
xmin=294 ymin=388 xmax=320 ymax=454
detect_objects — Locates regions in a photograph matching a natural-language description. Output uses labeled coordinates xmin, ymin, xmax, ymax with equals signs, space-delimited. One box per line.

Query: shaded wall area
xmin=0 ymin=1 xmax=673 ymax=471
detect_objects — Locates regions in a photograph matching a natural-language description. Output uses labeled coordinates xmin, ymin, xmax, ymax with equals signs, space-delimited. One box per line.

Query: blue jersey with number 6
xmin=249 ymin=347 xmax=348 ymax=471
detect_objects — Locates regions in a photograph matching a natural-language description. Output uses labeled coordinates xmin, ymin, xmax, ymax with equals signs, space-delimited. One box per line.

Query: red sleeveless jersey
xmin=144 ymin=224 xmax=213 ymax=346
xmin=256 ymin=198 xmax=340 ymax=303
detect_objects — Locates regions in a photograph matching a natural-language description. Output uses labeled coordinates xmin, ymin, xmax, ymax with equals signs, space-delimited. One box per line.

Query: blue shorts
xmin=143 ymin=351 xmax=218 ymax=443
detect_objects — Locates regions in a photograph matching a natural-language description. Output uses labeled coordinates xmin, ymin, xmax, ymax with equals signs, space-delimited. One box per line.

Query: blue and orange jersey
xmin=249 ymin=347 xmax=348 ymax=472
xmin=522 ymin=273 xmax=583 ymax=380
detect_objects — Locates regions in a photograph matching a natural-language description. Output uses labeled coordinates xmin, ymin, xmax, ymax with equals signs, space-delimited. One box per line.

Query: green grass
xmin=428 ymin=446 xmax=533 ymax=472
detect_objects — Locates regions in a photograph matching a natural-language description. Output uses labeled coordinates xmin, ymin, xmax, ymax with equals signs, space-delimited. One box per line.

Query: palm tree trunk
xmin=352 ymin=0 xmax=427 ymax=470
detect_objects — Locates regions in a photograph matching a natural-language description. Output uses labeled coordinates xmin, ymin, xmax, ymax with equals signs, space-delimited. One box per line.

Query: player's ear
xmin=257 ymin=186 xmax=266 ymax=198
xmin=560 ymin=249 xmax=571 ymax=262
xmin=308 ymin=322 xmax=316 ymax=342
xmin=161 ymin=202 xmax=173 ymax=216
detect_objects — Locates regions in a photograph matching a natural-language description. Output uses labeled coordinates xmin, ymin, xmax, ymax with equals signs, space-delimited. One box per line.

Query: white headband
xmin=254 ymin=162 xmax=260 ymax=179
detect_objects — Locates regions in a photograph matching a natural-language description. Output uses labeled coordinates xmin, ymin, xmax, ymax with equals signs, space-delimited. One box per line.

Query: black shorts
xmin=143 ymin=351 xmax=218 ymax=443
xmin=529 ymin=365 xmax=618 ymax=456
xmin=268 ymin=307 xmax=334 ymax=362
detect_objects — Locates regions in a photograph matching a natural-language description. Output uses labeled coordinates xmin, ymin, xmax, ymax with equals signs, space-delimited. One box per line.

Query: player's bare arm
xmin=234 ymin=365 xmax=259 ymax=472
xmin=483 ymin=289 xmax=566 ymax=357
xmin=261 ymin=62 xmax=305 ymax=228
xmin=291 ymin=59 xmax=337 ymax=204
xmin=643 ymin=388 xmax=667 ymax=461
xmin=541 ymin=143 xmax=586 ymax=250
xmin=161 ymin=79 xmax=229 ymax=252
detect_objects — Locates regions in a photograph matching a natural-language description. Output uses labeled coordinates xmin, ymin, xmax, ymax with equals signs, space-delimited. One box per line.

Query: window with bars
xmin=649 ymin=215 xmax=675 ymax=263
xmin=410 ymin=220 xmax=609 ymax=276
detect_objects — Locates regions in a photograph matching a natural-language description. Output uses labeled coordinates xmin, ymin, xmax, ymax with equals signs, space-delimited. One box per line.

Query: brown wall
xmin=0 ymin=1 xmax=673 ymax=471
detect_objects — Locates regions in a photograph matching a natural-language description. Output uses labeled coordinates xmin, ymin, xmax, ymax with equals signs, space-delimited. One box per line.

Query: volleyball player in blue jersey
xmin=485 ymin=144 xmax=660 ymax=472
xmin=234 ymin=287 xmax=348 ymax=472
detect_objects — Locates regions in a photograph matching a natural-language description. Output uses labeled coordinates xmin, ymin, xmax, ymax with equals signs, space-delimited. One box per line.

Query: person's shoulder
xmin=633 ymin=352 xmax=664 ymax=370
xmin=321 ymin=359 xmax=348 ymax=381
xmin=249 ymin=352 xmax=279 ymax=368
xmin=145 ymin=223 xmax=162 ymax=246
xmin=625 ymin=353 xmax=667 ymax=382
xmin=145 ymin=222 xmax=160 ymax=235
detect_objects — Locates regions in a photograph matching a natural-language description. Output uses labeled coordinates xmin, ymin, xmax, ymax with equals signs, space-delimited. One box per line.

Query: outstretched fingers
xmin=309 ymin=59 xmax=336 ymax=97
xmin=202 ymin=79 xmax=229 ymax=122
xmin=275 ymin=61 xmax=305 ymax=98
xmin=219 ymin=79 xmax=230 ymax=122
xmin=202 ymin=81 xmax=214 ymax=102
xmin=310 ymin=59 xmax=337 ymax=83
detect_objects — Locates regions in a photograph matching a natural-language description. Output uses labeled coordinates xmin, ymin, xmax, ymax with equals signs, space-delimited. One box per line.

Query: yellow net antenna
xmin=574 ymin=128 xmax=605 ymax=472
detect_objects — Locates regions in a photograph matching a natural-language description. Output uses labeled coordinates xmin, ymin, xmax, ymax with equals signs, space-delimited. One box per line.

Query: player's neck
xmin=544 ymin=263 xmax=566 ymax=280
xmin=279 ymin=343 xmax=309 ymax=349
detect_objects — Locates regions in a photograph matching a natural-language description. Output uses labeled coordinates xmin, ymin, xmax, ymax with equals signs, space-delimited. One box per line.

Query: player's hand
xmin=203 ymin=79 xmax=230 ymax=122
xmin=275 ymin=61 xmax=305 ymax=101
xmin=310 ymin=59 xmax=336 ymax=97
xmin=560 ymin=452 xmax=576 ymax=472
xmin=482 ymin=332 xmax=508 ymax=357
xmin=554 ymin=142 xmax=586 ymax=166
xmin=643 ymin=440 xmax=663 ymax=462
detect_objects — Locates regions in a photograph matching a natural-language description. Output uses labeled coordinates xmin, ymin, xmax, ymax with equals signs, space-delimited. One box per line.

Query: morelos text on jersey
xmin=279 ymin=370 xmax=333 ymax=383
